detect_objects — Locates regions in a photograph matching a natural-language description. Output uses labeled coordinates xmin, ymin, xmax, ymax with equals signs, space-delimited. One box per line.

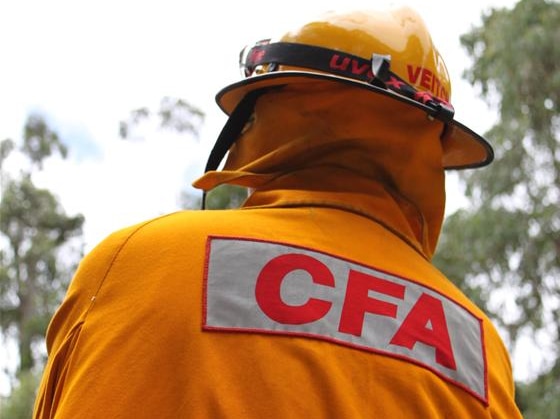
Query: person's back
xmin=33 ymin=199 xmax=517 ymax=418
xmin=34 ymin=6 xmax=522 ymax=418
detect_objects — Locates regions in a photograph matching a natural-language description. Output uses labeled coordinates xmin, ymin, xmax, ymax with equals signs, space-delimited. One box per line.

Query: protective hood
xmin=193 ymin=82 xmax=446 ymax=258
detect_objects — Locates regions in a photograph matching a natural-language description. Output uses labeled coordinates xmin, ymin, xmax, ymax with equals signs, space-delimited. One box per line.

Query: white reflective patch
xmin=203 ymin=237 xmax=488 ymax=403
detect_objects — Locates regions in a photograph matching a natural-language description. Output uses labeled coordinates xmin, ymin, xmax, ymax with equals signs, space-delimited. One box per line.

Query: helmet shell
xmin=216 ymin=7 xmax=494 ymax=170
xmin=278 ymin=8 xmax=451 ymax=102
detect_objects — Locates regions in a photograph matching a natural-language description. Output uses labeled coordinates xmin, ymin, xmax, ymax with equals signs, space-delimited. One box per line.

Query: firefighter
xmin=34 ymin=6 xmax=522 ymax=418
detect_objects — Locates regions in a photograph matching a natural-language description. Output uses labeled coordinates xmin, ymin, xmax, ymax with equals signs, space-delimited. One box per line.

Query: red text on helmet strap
xmin=329 ymin=54 xmax=374 ymax=79
xmin=328 ymin=53 xmax=449 ymax=102
xmin=203 ymin=237 xmax=488 ymax=403
xmin=407 ymin=65 xmax=449 ymax=102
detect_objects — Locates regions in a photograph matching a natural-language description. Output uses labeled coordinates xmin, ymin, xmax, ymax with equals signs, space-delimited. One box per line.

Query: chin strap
xmin=201 ymin=89 xmax=265 ymax=209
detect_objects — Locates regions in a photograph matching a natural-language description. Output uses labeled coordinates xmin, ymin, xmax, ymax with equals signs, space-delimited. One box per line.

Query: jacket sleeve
xmin=33 ymin=224 xmax=141 ymax=419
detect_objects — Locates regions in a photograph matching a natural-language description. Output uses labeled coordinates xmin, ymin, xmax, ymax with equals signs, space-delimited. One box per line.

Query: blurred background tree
xmin=119 ymin=96 xmax=204 ymax=141
xmin=433 ymin=0 xmax=560 ymax=417
xmin=180 ymin=184 xmax=249 ymax=210
xmin=119 ymin=96 xmax=248 ymax=211
xmin=0 ymin=115 xmax=85 ymax=417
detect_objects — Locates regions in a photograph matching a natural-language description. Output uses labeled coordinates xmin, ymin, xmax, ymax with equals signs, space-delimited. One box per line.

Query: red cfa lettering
xmin=339 ymin=270 xmax=405 ymax=336
xmin=205 ymin=237 xmax=487 ymax=402
xmin=390 ymin=293 xmax=457 ymax=370
xmin=255 ymin=253 xmax=454 ymax=370
xmin=255 ymin=253 xmax=333 ymax=324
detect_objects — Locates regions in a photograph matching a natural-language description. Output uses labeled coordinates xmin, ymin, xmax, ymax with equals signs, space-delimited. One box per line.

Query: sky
xmin=0 ymin=0 xmax=518 ymax=249
xmin=3 ymin=0 xmax=544 ymax=393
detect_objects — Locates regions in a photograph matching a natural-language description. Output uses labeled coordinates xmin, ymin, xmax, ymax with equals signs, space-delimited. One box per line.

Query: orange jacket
xmin=33 ymin=190 xmax=520 ymax=418
xmin=34 ymin=88 xmax=521 ymax=418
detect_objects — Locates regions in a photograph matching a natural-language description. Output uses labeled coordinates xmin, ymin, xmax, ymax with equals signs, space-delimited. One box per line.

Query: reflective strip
xmin=203 ymin=237 xmax=488 ymax=403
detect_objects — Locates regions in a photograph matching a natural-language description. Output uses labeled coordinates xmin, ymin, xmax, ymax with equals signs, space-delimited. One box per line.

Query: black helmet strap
xmin=240 ymin=41 xmax=454 ymax=123
xmin=201 ymin=89 xmax=264 ymax=209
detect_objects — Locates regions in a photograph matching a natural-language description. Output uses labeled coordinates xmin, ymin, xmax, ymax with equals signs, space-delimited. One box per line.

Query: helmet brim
xmin=216 ymin=71 xmax=494 ymax=170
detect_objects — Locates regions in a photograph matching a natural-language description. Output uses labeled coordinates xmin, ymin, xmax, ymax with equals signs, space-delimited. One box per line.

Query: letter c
xmin=255 ymin=253 xmax=334 ymax=324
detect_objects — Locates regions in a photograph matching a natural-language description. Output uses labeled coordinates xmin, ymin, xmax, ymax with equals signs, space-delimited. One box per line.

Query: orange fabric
xmin=34 ymin=190 xmax=520 ymax=418
xmin=196 ymin=83 xmax=445 ymax=259
xmin=34 ymin=83 xmax=520 ymax=418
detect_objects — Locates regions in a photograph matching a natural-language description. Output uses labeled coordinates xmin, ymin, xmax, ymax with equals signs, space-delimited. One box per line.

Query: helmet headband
xmin=240 ymin=41 xmax=455 ymax=123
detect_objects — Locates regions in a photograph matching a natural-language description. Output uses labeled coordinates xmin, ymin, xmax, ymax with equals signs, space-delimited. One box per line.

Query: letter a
xmin=390 ymin=293 xmax=457 ymax=370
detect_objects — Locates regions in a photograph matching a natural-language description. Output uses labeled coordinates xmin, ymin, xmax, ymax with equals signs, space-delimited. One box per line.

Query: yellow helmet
xmin=206 ymin=7 xmax=493 ymax=174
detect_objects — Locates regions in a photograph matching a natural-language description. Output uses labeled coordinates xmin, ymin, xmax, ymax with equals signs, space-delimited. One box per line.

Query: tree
xmin=120 ymin=96 xmax=212 ymax=211
xmin=0 ymin=115 xmax=84 ymax=414
xmin=181 ymin=184 xmax=249 ymax=210
xmin=119 ymin=96 xmax=204 ymax=141
xmin=433 ymin=0 xmax=559 ymax=416
xmin=515 ymin=358 xmax=560 ymax=417
xmin=0 ymin=370 xmax=40 ymax=419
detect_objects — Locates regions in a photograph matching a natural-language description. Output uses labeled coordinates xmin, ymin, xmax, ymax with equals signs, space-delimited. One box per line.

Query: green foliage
xmin=434 ymin=0 xmax=560 ymax=413
xmin=119 ymin=96 xmax=204 ymax=140
xmin=0 ymin=115 xmax=84 ymax=393
xmin=22 ymin=115 xmax=67 ymax=169
xmin=158 ymin=97 xmax=205 ymax=135
xmin=204 ymin=184 xmax=249 ymax=210
xmin=0 ymin=175 xmax=84 ymax=367
xmin=0 ymin=370 xmax=41 ymax=419
xmin=0 ymin=138 xmax=15 ymax=166
xmin=516 ymin=359 xmax=560 ymax=418
xmin=119 ymin=107 xmax=150 ymax=139
xmin=179 ymin=184 xmax=249 ymax=210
